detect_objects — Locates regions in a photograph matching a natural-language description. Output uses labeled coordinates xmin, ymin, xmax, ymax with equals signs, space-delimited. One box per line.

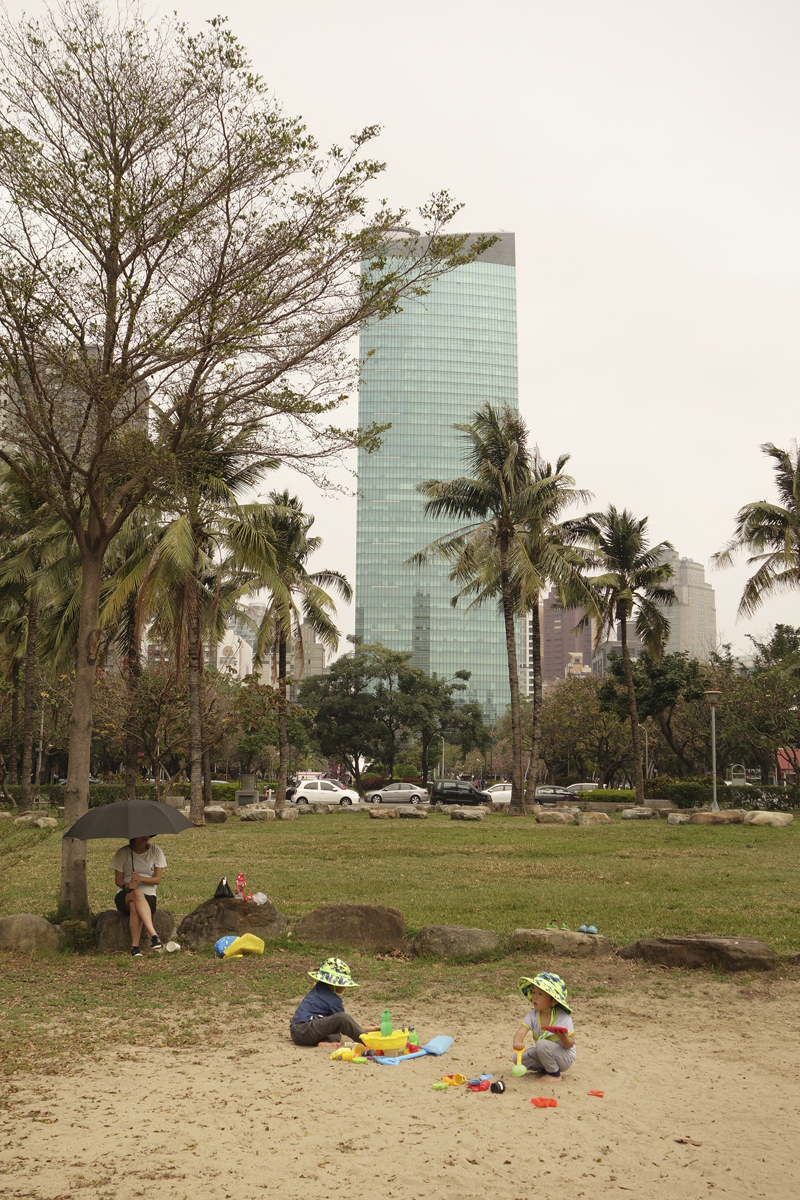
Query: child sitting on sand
xmin=290 ymin=957 xmax=380 ymax=1048
xmin=513 ymin=972 xmax=576 ymax=1080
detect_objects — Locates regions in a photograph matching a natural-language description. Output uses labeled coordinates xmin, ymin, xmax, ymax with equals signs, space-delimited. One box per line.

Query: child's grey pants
xmin=520 ymin=1039 xmax=576 ymax=1076
xmin=290 ymin=1014 xmax=364 ymax=1046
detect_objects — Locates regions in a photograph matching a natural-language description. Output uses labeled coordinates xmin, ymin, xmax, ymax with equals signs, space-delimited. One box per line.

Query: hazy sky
xmin=16 ymin=0 xmax=800 ymax=655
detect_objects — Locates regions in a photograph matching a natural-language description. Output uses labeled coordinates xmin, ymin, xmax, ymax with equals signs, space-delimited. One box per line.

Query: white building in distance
xmin=660 ymin=550 xmax=717 ymax=661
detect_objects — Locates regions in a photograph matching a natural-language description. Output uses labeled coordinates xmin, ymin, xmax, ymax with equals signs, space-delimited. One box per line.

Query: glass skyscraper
xmin=355 ymin=232 xmax=518 ymax=720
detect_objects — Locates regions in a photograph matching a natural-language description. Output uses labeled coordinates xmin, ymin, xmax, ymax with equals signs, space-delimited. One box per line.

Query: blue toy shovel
xmin=375 ymin=1035 xmax=454 ymax=1065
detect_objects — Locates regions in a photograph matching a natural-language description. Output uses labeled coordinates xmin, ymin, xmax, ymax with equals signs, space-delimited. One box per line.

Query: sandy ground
xmin=3 ymin=979 xmax=800 ymax=1200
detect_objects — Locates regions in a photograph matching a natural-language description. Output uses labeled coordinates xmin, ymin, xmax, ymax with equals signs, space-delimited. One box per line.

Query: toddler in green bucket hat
xmin=512 ymin=972 xmax=576 ymax=1081
xmin=290 ymin=957 xmax=380 ymax=1048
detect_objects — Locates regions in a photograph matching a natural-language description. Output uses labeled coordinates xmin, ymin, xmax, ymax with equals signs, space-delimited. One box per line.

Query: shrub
xmin=582 ymin=789 xmax=634 ymax=803
xmin=644 ymin=777 xmax=710 ymax=808
xmin=361 ymin=776 xmax=387 ymax=790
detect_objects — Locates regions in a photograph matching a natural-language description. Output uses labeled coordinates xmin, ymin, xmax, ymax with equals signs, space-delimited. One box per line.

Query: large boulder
xmin=95 ymin=908 xmax=176 ymax=953
xmin=689 ymin=810 xmax=744 ymax=825
xmin=0 ymin=811 xmax=13 ymax=821
xmin=512 ymin=928 xmax=613 ymax=957
xmin=298 ymin=803 xmax=333 ymax=815
xmin=177 ymin=896 xmax=288 ymax=950
xmin=203 ymin=806 xmax=228 ymax=824
xmin=618 ymin=935 xmax=775 ymax=972
xmin=667 ymin=812 xmax=691 ymax=825
xmin=743 ymin=811 xmax=793 ymax=827
xmin=34 ymin=816 xmax=58 ymax=829
xmin=574 ymin=812 xmax=612 ymax=826
xmin=275 ymin=807 xmax=298 ymax=820
xmin=13 ymin=813 xmax=37 ymax=827
xmin=450 ymin=807 xmax=486 ymax=821
xmin=292 ymin=903 xmax=405 ymax=952
xmin=369 ymin=807 xmax=397 ymax=819
xmin=411 ymin=924 xmax=500 ymax=961
xmin=239 ymin=807 xmax=275 ymax=822
xmin=0 ymin=913 xmax=62 ymax=954
xmin=621 ymin=807 xmax=659 ymax=820
xmin=536 ymin=811 xmax=574 ymax=825
xmin=398 ymin=806 xmax=427 ymax=819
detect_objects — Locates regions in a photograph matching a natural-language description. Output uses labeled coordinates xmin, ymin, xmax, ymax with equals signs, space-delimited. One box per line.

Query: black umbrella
xmin=63 ymin=799 xmax=194 ymax=841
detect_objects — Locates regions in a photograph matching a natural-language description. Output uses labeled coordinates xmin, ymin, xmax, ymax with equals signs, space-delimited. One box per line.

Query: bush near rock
xmin=512 ymin=928 xmax=613 ymax=957
xmin=621 ymin=808 xmax=659 ymax=820
xmin=743 ymin=811 xmax=793 ymax=827
xmin=177 ymin=896 xmax=288 ymax=950
xmin=411 ymin=924 xmax=499 ymax=961
xmin=574 ymin=812 xmax=612 ymax=826
xmin=0 ymin=913 xmax=62 ymax=954
xmin=618 ymin=935 xmax=775 ymax=972
xmin=95 ymin=908 xmax=176 ymax=953
xmin=203 ymin=806 xmax=227 ymax=824
xmin=369 ymin=807 xmax=396 ymax=819
xmin=689 ymin=810 xmax=743 ymax=825
xmin=450 ymin=807 xmax=486 ymax=822
xmin=293 ymin=903 xmax=405 ymax=952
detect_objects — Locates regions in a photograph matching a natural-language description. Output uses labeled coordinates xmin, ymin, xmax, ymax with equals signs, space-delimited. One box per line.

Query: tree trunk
xmin=17 ymin=595 xmax=38 ymax=813
xmin=123 ymin=609 xmax=140 ymax=802
xmin=500 ymin=539 xmax=525 ymax=816
xmin=275 ymin=637 xmax=288 ymax=813
xmin=186 ymin=564 xmax=205 ymax=827
xmin=620 ymin=619 xmax=645 ymax=804
xmin=61 ymin=550 xmax=105 ymax=915
xmin=9 ymin=660 xmax=19 ymax=786
xmin=420 ymin=730 xmax=430 ymax=786
xmin=523 ymin=597 xmax=542 ymax=809
xmin=202 ymin=745 xmax=213 ymax=807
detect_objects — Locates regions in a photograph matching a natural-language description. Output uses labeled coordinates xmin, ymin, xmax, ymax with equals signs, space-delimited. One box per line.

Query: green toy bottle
xmin=380 ymin=1008 xmax=392 ymax=1037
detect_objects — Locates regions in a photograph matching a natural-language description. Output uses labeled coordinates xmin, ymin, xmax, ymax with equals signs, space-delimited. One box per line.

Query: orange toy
xmin=530 ymin=1097 xmax=558 ymax=1108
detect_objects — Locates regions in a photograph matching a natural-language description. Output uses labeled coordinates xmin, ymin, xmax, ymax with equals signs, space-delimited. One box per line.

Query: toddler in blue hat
xmin=512 ymin=972 xmax=576 ymax=1080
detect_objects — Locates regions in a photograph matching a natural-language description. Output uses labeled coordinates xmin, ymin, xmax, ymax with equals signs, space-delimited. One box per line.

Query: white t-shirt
xmin=523 ymin=1004 xmax=574 ymax=1043
xmin=110 ymin=844 xmax=167 ymax=896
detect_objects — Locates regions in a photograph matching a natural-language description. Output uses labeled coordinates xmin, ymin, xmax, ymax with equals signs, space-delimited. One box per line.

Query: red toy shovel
xmin=531 ymin=1097 xmax=558 ymax=1108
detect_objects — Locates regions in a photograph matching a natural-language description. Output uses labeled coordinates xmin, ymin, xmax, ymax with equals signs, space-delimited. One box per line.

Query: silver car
xmin=366 ymin=781 xmax=429 ymax=805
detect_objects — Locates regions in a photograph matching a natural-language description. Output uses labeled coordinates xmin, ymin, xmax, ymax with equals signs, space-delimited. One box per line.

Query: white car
xmin=486 ymin=783 xmax=511 ymax=805
xmin=291 ymin=780 xmax=360 ymax=806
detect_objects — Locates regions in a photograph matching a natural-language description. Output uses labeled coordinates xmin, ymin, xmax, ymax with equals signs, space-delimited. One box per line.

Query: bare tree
xmin=0 ymin=1 xmax=482 ymax=911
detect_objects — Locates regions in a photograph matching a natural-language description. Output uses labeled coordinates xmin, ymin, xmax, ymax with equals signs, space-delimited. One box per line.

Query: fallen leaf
xmin=675 ymin=1138 xmax=702 ymax=1146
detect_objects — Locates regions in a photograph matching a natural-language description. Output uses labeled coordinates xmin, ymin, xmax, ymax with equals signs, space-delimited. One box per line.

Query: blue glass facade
xmin=355 ymin=233 xmax=518 ymax=720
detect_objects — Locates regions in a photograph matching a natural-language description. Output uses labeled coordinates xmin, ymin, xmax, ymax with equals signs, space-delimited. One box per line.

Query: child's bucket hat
xmin=518 ymin=971 xmax=572 ymax=1013
xmin=308 ymin=956 xmax=358 ymax=988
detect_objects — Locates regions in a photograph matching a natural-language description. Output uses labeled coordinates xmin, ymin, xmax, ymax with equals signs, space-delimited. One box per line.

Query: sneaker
xmin=131 ymin=946 xmax=143 ymax=957
xmin=577 ymin=924 xmax=588 ymax=933
xmin=587 ymin=925 xmax=598 ymax=935
xmin=149 ymin=935 xmax=163 ymax=951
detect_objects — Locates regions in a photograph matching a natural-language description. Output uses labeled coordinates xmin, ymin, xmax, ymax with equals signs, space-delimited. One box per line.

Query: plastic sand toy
xmin=512 ymin=1050 xmax=527 ymax=1077
xmin=360 ymin=1029 xmax=412 ymax=1053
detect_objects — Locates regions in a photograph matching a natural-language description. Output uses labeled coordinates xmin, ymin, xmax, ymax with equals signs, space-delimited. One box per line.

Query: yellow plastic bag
xmin=223 ymin=933 xmax=265 ymax=958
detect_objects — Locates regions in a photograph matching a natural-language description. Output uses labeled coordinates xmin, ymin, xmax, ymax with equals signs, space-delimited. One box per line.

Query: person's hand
xmin=512 ymin=1035 xmax=526 ymax=1052
xmin=364 ymin=1024 xmax=381 ymax=1032
xmin=129 ymin=871 xmax=140 ymax=884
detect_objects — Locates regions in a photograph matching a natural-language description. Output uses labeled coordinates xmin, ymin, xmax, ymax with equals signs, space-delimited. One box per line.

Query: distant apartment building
xmin=258 ymin=621 xmax=327 ymax=700
xmin=520 ymin=591 xmax=595 ymax=694
xmin=659 ymin=550 xmax=717 ymax=660
xmin=592 ymin=623 xmax=643 ymax=677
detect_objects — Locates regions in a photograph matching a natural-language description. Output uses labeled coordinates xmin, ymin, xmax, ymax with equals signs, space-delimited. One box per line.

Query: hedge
xmin=1 ymin=780 xmax=246 ymax=811
xmin=582 ymin=779 xmax=798 ymax=812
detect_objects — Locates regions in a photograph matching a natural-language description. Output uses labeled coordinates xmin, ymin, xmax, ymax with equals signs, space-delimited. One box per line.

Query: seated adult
xmin=110 ymin=835 xmax=166 ymax=957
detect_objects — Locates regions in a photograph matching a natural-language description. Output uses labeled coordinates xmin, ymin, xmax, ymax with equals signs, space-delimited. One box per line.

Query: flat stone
xmin=411 ymin=924 xmax=500 ymax=961
xmin=0 ymin=811 xmax=13 ymax=820
xmin=574 ymin=811 xmax=612 ymax=826
xmin=13 ymin=813 xmax=37 ymax=826
xmin=618 ymin=935 xmax=775 ymax=972
xmin=239 ymin=807 xmax=275 ymax=821
xmin=298 ymin=803 xmax=333 ymax=815
xmin=293 ymin=903 xmax=405 ymax=952
xmin=398 ymin=806 xmax=428 ymax=819
xmin=621 ymin=807 xmax=659 ymax=820
xmin=95 ymin=908 xmax=176 ymax=953
xmin=450 ymin=807 xmax=486 ymax=821
xmin=34 ymin=817 xmax=58 ymax=829
xmin=743 ymin=811 xmax=793 ymax=827
xmin=536 ymin=811 xmax=575 ymax=824
xmin=689 ymin=810 xmax=744 ymax=825
xmin=369 ymin=807 xmax=397 ymax=819
xmin=667 ymin=812 xmax=692 ymax=824
xmin=0 ymin=913 xmax=62 ymax=954
xmin=176 ymin=896 xmax=288 ymax=950
xmin=512 ymin=928 xmax=613 ymax=957
xmin=203 ymin=806 xmax=227 ymax=824
xmin=275 ymin=807 xmax=298 ymax=820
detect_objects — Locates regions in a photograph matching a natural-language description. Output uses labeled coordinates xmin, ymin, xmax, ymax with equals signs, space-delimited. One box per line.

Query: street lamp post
xmin=704 ymin=690 xmax=722 ymax=812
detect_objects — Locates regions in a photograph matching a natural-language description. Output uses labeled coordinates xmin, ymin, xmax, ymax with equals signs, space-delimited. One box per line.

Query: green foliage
xmin=643 ymin=777 xmax=710 ymax=807
xmin=583 ymin=789 xmax=635 ymax=802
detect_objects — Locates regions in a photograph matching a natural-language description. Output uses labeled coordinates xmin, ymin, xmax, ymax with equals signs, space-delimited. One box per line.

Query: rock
xmin=34 ymin=817 xmax=58 ymax=829
xmin=689 ymin=810 xmax=744 ymax=825
xmin=786 ymin=951 xmax=800 ymax=965
xmin=398 ymin=806 xmax=428 ymax=819
xmin=13 ymin=813 xmax=37 ymax=826
xmin=57 ymin=807 xmax=65 ymax=818
xmin=411 ymin=924 xmax=500 ymax=961
xmin=536 ymin=811 xmax=574 ymax=825
xmin=95 ymin=908 xmax=176 ymax=953
xmin=0 ymin=913 xmax=62 ymax=954
xmin=203 ymin=806 xmax=228 ymax=824
xmin=176 ymin=897 xmax=288 ymax=950
xmin=618 ymin=935 xmax=775 ymax=972
xmin=298 ymin=803 xmax=333 ymax=815
xmin=293 ymin=903 xmax=405 ymax=952
xmin=239 ymin=807 xmax=275 ymax=822
xmin=574 ymin=812 xmax=612 ymax=826
xmin=0 ymin=811 xmax=12 ymax=821
xmin=667 ymin=812 xmax=692 ymax=825
xmin=163 ymin=794 xmax=187 ymax=809
xmin=743 ymin=811 xmax=793 ymax=827
xmin=275 ymin=807 xmax=298 ymax=820
xmin=512 ymin=928 xmax=613 ymax=957
xmin=621 ymin=807 xmax=659 ymax=820
xmin=450 ymin=807 xmax=486 ymax=821
xmin=369 ymin=807 xmax=397 ymax=819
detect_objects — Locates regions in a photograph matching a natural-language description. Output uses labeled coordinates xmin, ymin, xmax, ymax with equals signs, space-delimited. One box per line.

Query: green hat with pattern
xmin=308 ymin=956 xmax=358 ymax=988
xmin=518 ymin=971 xmax=571 ymax=1013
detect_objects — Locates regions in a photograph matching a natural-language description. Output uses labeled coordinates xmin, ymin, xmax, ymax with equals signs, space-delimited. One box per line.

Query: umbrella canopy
xmin=64 ymin=799 xmax=193 ymax=841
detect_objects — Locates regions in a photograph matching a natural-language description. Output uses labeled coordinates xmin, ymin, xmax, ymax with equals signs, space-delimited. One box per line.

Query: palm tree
xmin=713 ymin=442 xmax=800 ymax=615
xmin=577 ymin=506 xmax=676 ymax=805
xmin=410 ymin=403 xmax=533 ymax=812
xmin=229 ymin=491 xmax=351 ymax=811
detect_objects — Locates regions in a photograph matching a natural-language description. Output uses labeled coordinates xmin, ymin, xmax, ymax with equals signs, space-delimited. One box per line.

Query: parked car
xmin=566 ymin=782 xmax=601 ymax=795
xmin=485 ymin=783 xmax=511 ymax=805
xmin=366 ymin=782 xmax=429 ymax=805
xmin=431 ymin=779 xmax=492 ymax=806
xmin=290 ymin=780 xmax=360 ymax=806
xmin=534 ymin=785 xmax=574 ymax=800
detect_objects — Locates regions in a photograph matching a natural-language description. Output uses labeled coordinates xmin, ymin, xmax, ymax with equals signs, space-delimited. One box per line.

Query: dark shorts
xmin=115 ymin=890 xmax=157 ymax=915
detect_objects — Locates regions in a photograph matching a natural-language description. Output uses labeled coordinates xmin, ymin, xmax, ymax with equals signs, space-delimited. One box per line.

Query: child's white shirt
xmin=523 ymin=1004 xmax=574 ymax=1043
